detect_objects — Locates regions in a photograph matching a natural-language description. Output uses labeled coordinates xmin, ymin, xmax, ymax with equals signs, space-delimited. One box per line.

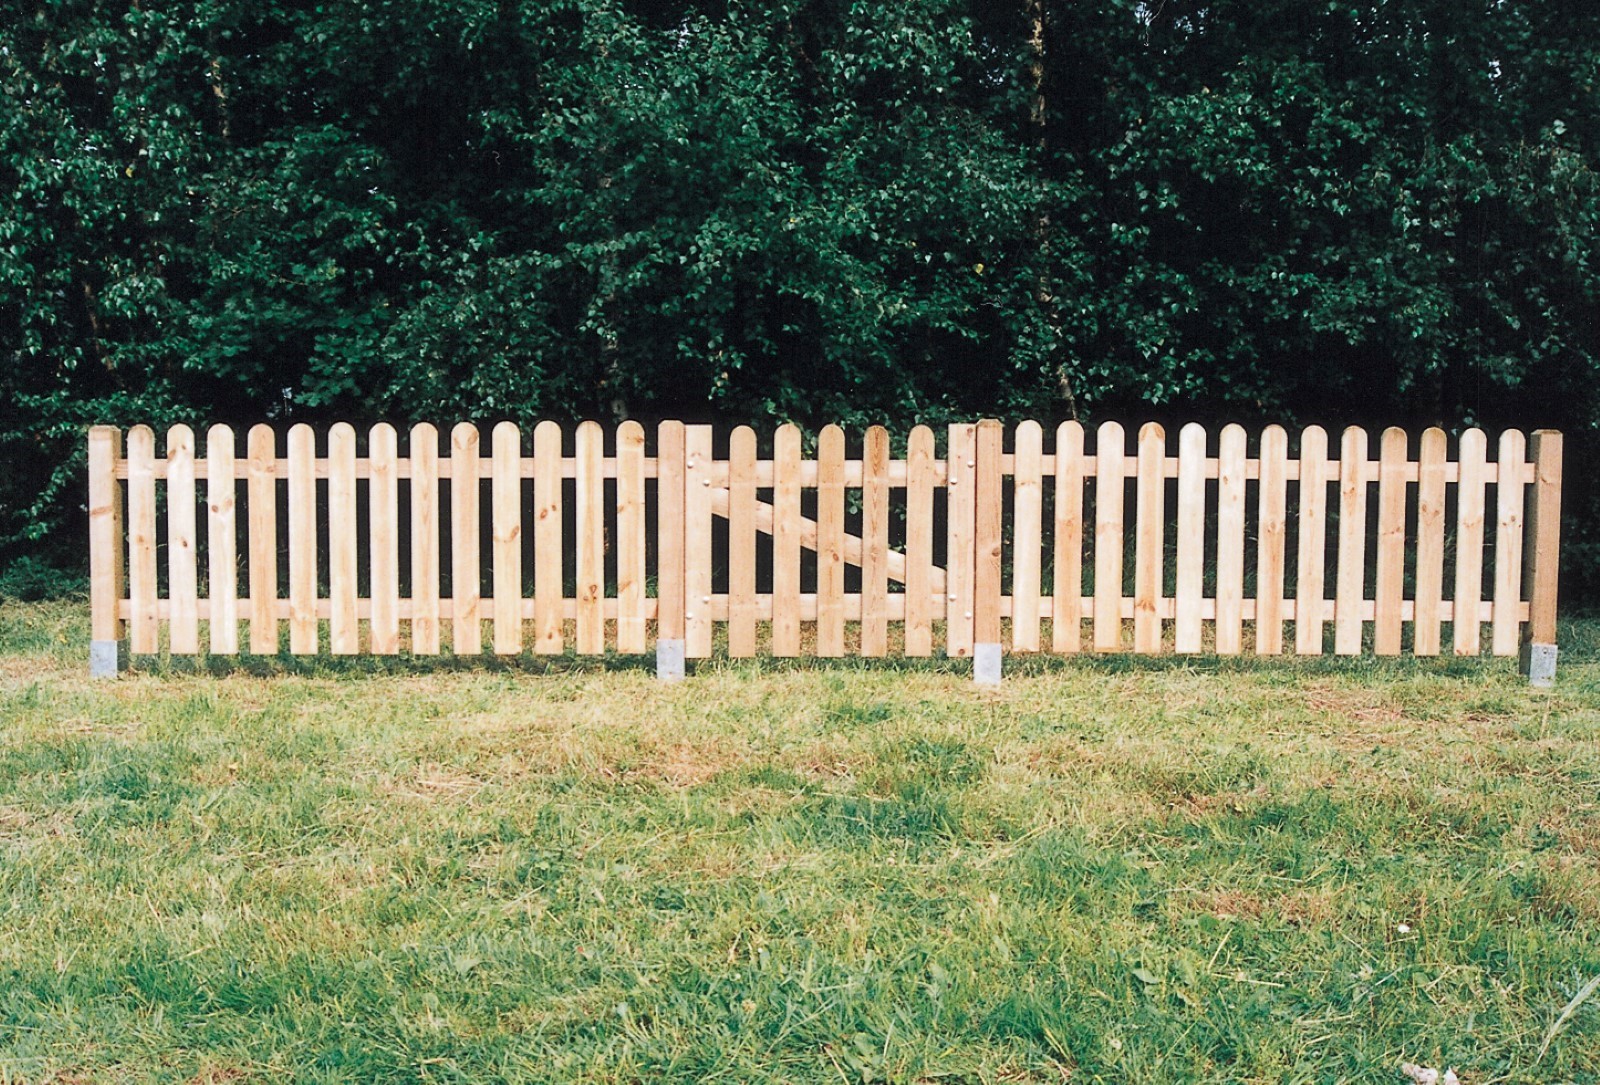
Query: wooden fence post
xmin=656 ymin=421 xmax=687 ymax=680
xmin=88 ymin=426 xmax=125 ymax=677
xmin=972 ymin=419 xmax=1004 ymax=684
xmin=1520 ymin=430 xmax=1563 ymax=685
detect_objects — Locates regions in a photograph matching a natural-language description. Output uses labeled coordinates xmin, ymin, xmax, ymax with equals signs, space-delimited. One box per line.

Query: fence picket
xmin=1373 ymin=427 xmax=1408 ymax=656
xmin=576 ymin=420 xmax=605 ymax=655
xmin=1052 ymin=421 xmax=1085 ymax=653
xmin=247 ymin=425 xmax=278 ymax=654
xmin=1135 ymin=423 xmax=1166 ymax=654
xmin=685 ymin=425 xmax=715 ymax=659
xmin=1453 ymin=429 xmax=1488 ymax=655
xmin=1215 ymin=424 xmax=1246 ymax=654
xmin=88 ymin=426 xmax=125 ymax=663
xmin=1334 ymin=427 xmax=1369 ymax=655
xmin=1093 ymin=421 xmax=1125 ymax=652
xmin=947 ymin=423 xmax=977 ymax=658
xmin=206 ymin=424 xmax=238 ymax=654
xmin=1255 ymin=425 xmax=1288 ymax=655
xmin=1294 ymin=426 xmax=1329 ymax=655
xmin=1492 ymin=429 xmax=1527 ymax=656
xmin=127 ymin=425 xmax=158 ymax=654
xmin=494 ymin=422 xmax=524 ymax=655
xmin=450 ymin=423 xmax=481 ymax=655
xmin=1011 ymin=421 xmax=1043 ymax=652
xmin=1174 ymin=423 xmax=1205 ymax=653
xmin=1413 ymin=428 xmax=1447 ymax=656
xmin=410 ymin=423 xmax=441 ymax=654
xmin=728 ymin=426 xmax=759 ymax=658
xmin=816 ymin=425 xmax=847 ymax=657
xmin=656 ymin=421 xmax=687 ymax=651
xmin=974 ymin=419 xmax=1005 ymax=655
xmin=288 ymin=424 xmax=319 ymax=655
xmin=616 ymin=421 xmax=648 ymax=654
xmin=861 ymin=426 xmax=891 ymax=657
xmin=167 ymin=424 xmax=199 ymax=655
xmin=370 ymin=423 xmax=400 ymax=655
xmin=534 ymin=421 xmax=563 ymax=655
xmin=904 ymin=425 xmax=936 ymax=657
xmin=328 ymin=423 xmax=359 ymax=655
xmin=772 ymin=424 xmax=802 ymax=657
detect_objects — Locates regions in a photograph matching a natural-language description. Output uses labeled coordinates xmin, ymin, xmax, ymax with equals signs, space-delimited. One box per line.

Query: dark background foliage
xmin=3 ymin=0 xmax=1597 ymax=598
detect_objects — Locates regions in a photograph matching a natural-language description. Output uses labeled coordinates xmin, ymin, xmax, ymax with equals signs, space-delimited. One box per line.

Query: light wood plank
xmin=534 ymin=421 xmax=564 ymax=655
xmin=1492 ymin=429 xmax=1527 ymax=656
xmin=771 ymin=424 xmax=802 ymax=656
xmin=206 ymin=425 xmax=238 ymax=654
xmin=904 ymin=425 xmax=936 ymax=657
xmin=816 ymin=424 xmax=846 ymax=657
xmin=450 ymin=423 xmax=481 ymax=655
xmin=128 ymin=425 xmax=159 ymax=654
xmin=328 ymin=422 xmax=358 ymax=655
xmin=974 ymin=419 xmax=1005 ymax=651
xmin=1413 ymin=428 xmax=1447 ymax=656
xmin=1173 ymin=422 xmax=1205 ymax=653
xmin=409 ymin=423 xmax=441 ymax=654
xmin=1373 ymin=427 xmax=1408 ymax=656
xmin=656 ymin=421 xmax=687 ymax=646
xmin=166 ymin=425 xmax=199 ymax=655
xmin=1134 ymin=422 xmax=1166 ymax=654
xmin=1093 ymin=421 xmax=1126 ymax=652
xmin=1453 ymin=428 xmax=1488 ymax=655
xmin=685 ymin=424 xmax=715 ymax=659
xmin=288 ymin=423 xmax=319 ymax=655
xmin=728 ymin=426 xmax=759 ymax=657
xmin=1011 ymin=420 xmax=1043 ymax=652
xmin=247 ymin=425 xmax=278 ymax=654
xmin=1215 ymin=424 xmax=1247 ymax=654
xmin=494 ymin=421 xmax=524 ymax=655
xmin=1255 ymin=425 xmax=1288 ymax=655
xmin=576 ymin=420 xmax=605 ymax=655
xmin=946 ymin=423 xmax=977 ymax=658
xmin=88 ymin=426 xmax=126 ymax=650
xmin=1334 ymin=426 xmax=1369 ymax=655
xmin=1522 ymin=430 xmax=1563 ymax=654
xmin=369 ymin=423 xmax=400 ymax=654
xmin=860 ymin=426 xmax=891 ymax=657
xmin=615 ymin=421 xmax=647 ymax=654
xmin=1052 ymin=421 xmax=1085 ymax=654
xmin=1294 ymin=426 xmax=1329 ymax=655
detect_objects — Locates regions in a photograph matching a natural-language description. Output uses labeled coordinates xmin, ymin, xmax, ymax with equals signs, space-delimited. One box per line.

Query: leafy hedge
xmin=4 ymin=1 xmax=1598 ymax=595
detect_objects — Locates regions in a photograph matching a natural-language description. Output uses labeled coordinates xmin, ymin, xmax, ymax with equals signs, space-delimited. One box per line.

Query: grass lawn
xmin=1 ymin=602 xmax=1598 ymax=1084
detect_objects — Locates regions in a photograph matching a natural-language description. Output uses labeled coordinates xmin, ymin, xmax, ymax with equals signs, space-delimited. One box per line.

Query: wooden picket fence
xmin=86 ymin=419 xmax=1564 ymax=682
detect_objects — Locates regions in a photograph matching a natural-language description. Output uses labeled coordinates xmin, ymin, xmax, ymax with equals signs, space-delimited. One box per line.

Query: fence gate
xmin=87 ymin=419 xmax=1563 ymax=684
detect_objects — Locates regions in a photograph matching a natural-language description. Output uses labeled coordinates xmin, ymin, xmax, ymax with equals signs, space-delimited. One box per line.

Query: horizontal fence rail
xmin=86 ymin=420 xmax=1564 ymax=683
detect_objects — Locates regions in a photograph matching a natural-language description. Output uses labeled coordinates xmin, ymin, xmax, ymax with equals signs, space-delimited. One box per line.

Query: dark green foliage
xmin=3 ymin=1 xmax=1598 ymax=594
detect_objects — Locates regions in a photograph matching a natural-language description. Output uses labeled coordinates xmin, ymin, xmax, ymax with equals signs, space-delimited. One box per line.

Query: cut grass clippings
xmin=1 ymin=601 xmax=1598 ymax=1083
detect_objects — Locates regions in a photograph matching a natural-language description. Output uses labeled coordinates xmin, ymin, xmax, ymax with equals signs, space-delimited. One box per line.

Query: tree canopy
xmin=3 ymin=0 xmax=1598 ymax=591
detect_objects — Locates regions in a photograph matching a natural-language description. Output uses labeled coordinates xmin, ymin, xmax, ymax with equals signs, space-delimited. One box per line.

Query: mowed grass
xmin=2 ymin=604 xmax=1599 ymax=1084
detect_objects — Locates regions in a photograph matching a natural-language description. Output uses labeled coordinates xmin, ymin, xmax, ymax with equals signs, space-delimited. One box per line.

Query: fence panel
xmin=86 ymin=418 xmax=1564 ymax=682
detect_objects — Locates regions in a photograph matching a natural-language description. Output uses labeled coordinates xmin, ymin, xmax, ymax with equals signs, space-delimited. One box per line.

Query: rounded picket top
xmin=328 ymin=421 xmax=356 ymax=455
xmin=1139 ymin=421 xmax=1166 ymax=446
xmin=907 ymin=424 xmax=934 ymax=456
xmin=247 ymin=423 xmax=276 ymax=463
xmin=1458 ymin=426 xmax=1487 ymax=461
xmin=1178 ymin=420 xmax=1206 ymax=455
xmin=206 ymin=423 xmax=235 ymax=458
xmin=730 ymin=424 xmax=757 ymax=459
xmin=1260 ymin=423 xmax=1288 ymax=454
xmin=1220 ymin=421 xmax=1247 ymax=451
xmin=370 ymin=421 xmax=398 ymax=454
xmin=1298 ymin=423 xmax=1328 ymax=458
xmin=166 ymin=422 xmax=195 ymax=459
xmin=819 ymin=423 xmax=845 ymax=455
xmin=1015 ymin=418 xmax=1043 ymax=453
xmin=451 ymin=421 xmax=480 ymax=453
xmin=409 ymin=421 xmax=439 ymax=459
xmin=617 ymin=419 xmax=645 ymax=452
xmin=1096 ymin=419 xmax=1125 ymax=457
xmin=1381 ymin=425 xmax=1408 ymax=458
xmin=287 ymin=422 xmax=316 ymax=455
xmin=533 ymin=419 xmax=561 ymax=453
xmin=575 ymin=418 xmax=604 ymax=453
xmin=494 ymin=420 xmax=522 ymax=458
